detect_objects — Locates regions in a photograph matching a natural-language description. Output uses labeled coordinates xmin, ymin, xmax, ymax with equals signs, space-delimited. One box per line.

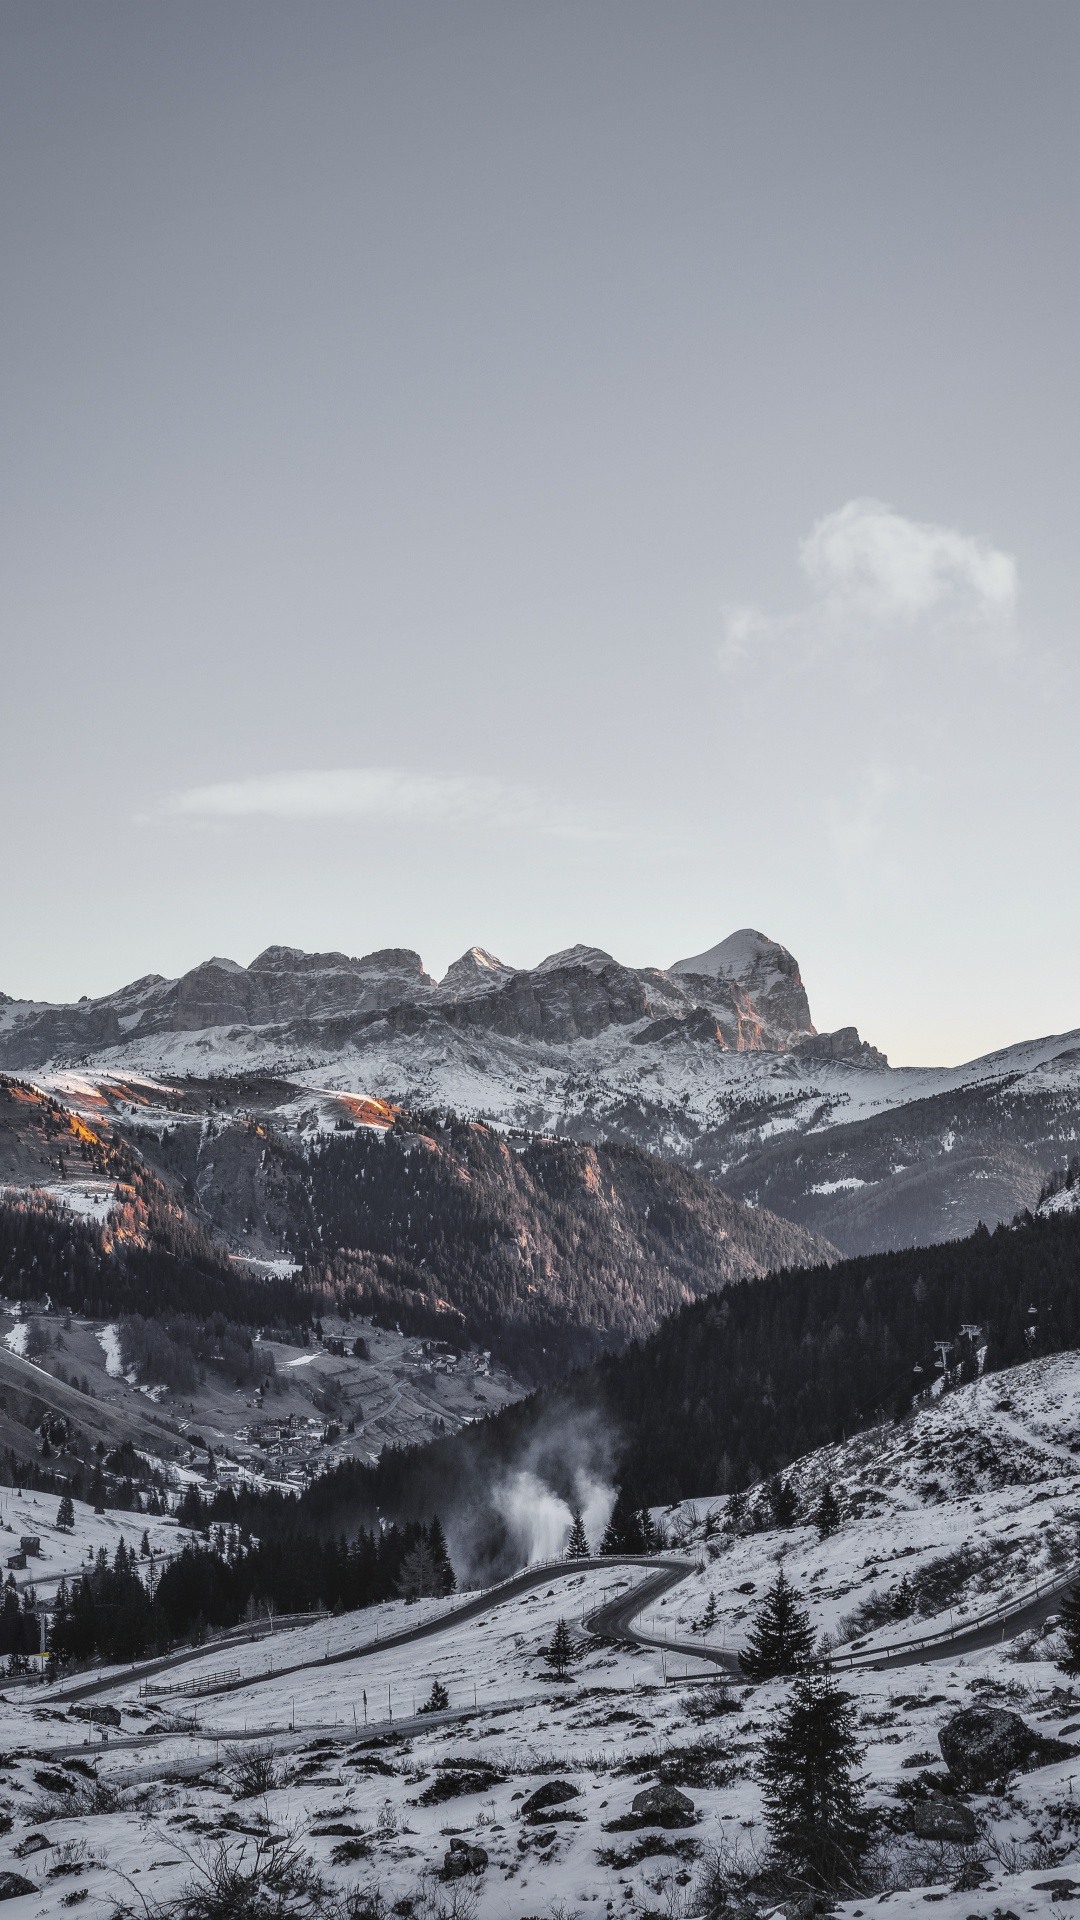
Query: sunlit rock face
xmin=0 ymin=927 xmax=817 ymax=1063
xmin=669 ymin=928 xmax=814 ymax=1049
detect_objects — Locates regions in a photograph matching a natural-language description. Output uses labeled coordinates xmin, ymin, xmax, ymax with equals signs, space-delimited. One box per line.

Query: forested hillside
xmin=219 ymin=1201 xmax=1080 ymax=1553
xmin=288 ymin=1114 xmax=832 ymax=1377
xmin=2 ymin=1077 xmax=830 ymax=1385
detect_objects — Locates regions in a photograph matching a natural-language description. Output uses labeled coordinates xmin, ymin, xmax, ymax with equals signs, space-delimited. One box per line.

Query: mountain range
xmin=5 ymin=928 xmax=1079 ymax=1255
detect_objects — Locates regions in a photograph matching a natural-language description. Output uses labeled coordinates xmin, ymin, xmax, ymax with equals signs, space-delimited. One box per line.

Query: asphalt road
xmin=47 ymin=1550 xmax=1077 ymax=1709
xmin=53 ymin=1554 xmax=686 ymax=1705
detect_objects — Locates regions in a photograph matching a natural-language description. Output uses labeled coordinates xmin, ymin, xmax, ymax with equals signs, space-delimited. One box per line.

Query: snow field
xmin=2 ymin=1355 xmax=1080 ymax=1913
xmin=0 ymin=1487 xmax=181 ymax=1601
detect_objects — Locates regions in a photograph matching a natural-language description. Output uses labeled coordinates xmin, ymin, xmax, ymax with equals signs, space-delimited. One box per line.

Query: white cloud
xmin=798 ymin=497 xmax=1017 ymax=627
xmin=721 ymin=498 xmax=1018 ymax=663
xmin=162 ymin=766 xmax=604 ymax=839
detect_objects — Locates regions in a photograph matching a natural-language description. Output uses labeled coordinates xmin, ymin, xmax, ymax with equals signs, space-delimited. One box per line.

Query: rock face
xmin=521 ymin=1780 xmax=579 ymax=1818
xmin=70 ymin=1702 xmax=121 ymax=1727
xmin=0 ymin=1873 xmax=37 ymax=1901
xmin=0 ymin=925 xmax=819 ymax=1069
xmin=795 ymin=1026 xmax=889 ymax=1069
xmin=630 ymin=1783 xmax=697 ymax=1827
xmin=670 ymin=928 xmax=813 ymax=1046
xmin=938 ymin=1707 xmax=1075 ymax=1786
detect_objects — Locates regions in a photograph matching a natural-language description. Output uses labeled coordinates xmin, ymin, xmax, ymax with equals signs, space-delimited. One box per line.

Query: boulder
xmin=938 ymin=1708 xmax=1074 ymax=1787
xmin=911 ymin=1796 xmax=977 ymax=1842
xmin=1032 ymin=1881 xmax=1080 ymax=1903
xmin=70 ymin=1704 xmax=121 ymax=1728
xmin=0 ymin=1874 xmax=36 ymax=1901
xmin=443 ymin=1840 xmax=488 ymax=1878
xmin=630 ymin=1784 xmax=697 ymax=1828
xmin=521 ymin=1779 xmax=579 ymax=1817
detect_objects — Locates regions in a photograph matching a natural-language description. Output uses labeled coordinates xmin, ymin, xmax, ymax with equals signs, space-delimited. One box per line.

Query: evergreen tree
xmin=56 ymin=1494 xmax=75 ymax=1532
xmin=419 ymin=1677 xmax=450 ymax=1714
xmin=140 ymin=1530 xmax=151 ymax=1559
xmin=769 ymin=1475 xmax=799 ymax=1529
xmin=740 ymin=1568 xmax=815 ymax=1680
xmin=1058 ymin=1582 xmax=1080 ymax=1675
xmin=891 ymin=1574 xmax=915 ymax=1620
xmin=815 ymin=1485 xmax=841 ymax=1540
xmin=566 ymin=1510 xmax=590 ymax=1558
xmin=726 ymin=1487 xmax=749 ymax=1532
xmin=427 ymin=1515 xmax=456 ymax=1596
xmin=759 ymin=1667 xmax=869 ymax=1889
xmin=397 ymin=1521 xmax=455 ymax=1601
xmin=600 ymin=1486 xmax=646 ymax=1554
xmin=544 ymin=1616 xmax=575 ymax=1679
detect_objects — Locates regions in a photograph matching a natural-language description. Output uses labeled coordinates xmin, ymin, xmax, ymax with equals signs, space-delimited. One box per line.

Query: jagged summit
xmin=0 ymin=927 xmax=841 ymax=1075
xmin=670 ymin=927 xmax=813 ymax=1047
xmin=671 ymin=926 xmax=791 ymax=980
xmin=439 ymin=948 xmax=516 ymax=995
xmin=535 ymin=945 xmax=616 ymax=975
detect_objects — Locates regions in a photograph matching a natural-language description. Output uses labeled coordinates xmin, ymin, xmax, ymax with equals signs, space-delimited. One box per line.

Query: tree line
xmin=47 ymin=1515 xmax=455 ymax=1668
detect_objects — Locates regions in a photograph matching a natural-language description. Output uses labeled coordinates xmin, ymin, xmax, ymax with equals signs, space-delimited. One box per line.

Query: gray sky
xmin=2 ymin=1 xmax=1078 ymax=1066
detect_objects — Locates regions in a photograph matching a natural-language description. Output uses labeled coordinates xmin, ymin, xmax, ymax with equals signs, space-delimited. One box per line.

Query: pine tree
xmin=815 ymin=1485 xmax=841 ymax=1540
xmin=726 ymin=1487 xmax=749 ymax=1532
xmin=140 ymin=1530 xmax=151 ymax=1559
xmin=891 ymin=1574 xmax=915 ymax=1620
xmin=56 ymin=1494 xmax=75 ymax=1532
xmin=544 ymin=1616 xmax=575 ymax=1679
xmin=427 ymin=1515 xmax=456 ymax=1596
xmin=419 ymin=1677 xmax=450 ymax=1714
xmin=759 ymin=1667 xmax=869 ymax=1889
xmin=740 ymin=1568 xmax=816 ymax=1680
xmin=769 ymin=1475 xmax=799 ymax=1529
xmin=566 ymin=1510 xmax=590 ymax=1558
xmin=600 ymin=1487 xmax=645 ymax=1554
xmin=1058 ymin=1582 xmax=1080 ymax=1674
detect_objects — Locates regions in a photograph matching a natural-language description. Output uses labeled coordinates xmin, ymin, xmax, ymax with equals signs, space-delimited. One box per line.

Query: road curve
xmin=55 ymin=1554 xmax=697 ymax=1704
xmin=585 ymin=1559 xmax=739 ymax=1676
xmin=53 ymin=1549 xmax=1074 ymax=1707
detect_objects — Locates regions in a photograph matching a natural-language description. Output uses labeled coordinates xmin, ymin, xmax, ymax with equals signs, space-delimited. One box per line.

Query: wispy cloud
xmin=162 ymin=766 xmax=607 ymax=839
xmin=722 ymin=497 xmax=1018 ymax=666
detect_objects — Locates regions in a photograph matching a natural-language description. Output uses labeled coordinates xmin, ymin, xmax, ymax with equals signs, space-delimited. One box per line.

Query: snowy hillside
xmin=660 ymin=1352 xmax=1080 ymax=1663
xmin=1 ymin=1355 xmax=1080 ymax=1916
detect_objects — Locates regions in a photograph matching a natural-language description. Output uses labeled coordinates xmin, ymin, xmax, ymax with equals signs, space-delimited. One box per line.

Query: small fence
xmin=141 ymin=1666 xmax=244 ymax=1700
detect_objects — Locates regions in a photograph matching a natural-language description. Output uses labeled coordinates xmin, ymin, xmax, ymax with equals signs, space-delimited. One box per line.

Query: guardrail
xmin=826 ymin=1562 xmax=1079 ymax=1668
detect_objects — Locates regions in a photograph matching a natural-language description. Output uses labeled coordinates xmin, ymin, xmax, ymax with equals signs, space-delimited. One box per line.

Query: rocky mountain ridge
xmin=6 ymin=929 xmax=1080 ymax=1257
xmin=0 ymin=927 xmax=830 ymax=1065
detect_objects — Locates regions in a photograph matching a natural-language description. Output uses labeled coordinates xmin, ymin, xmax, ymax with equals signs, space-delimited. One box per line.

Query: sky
xmin=1 ymin=1 xmax=1078 ymax=1067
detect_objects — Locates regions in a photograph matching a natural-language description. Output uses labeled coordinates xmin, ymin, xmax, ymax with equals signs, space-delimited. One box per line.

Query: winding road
xmin=48 ymin=1548 xmax=1078 ymax=1710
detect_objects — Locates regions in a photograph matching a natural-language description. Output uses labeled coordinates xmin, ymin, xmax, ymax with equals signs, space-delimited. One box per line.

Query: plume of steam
xmin=437 ymin=1402 xmax=619 ymax=1580
xmin=491 ymin=1466 xmax=615 ymax=1565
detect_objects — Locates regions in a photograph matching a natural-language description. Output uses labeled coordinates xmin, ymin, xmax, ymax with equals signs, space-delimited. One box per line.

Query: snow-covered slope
xmin=660 ymin=1351 xmax=1080 ymax=1662
xmin=4 ymin=1355 xmax=1080 ymax=1918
